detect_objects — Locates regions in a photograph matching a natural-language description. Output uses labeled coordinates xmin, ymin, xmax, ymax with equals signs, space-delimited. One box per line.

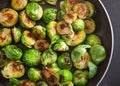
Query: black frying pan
xmin=0 ymin=0 xmax=114 ymax=86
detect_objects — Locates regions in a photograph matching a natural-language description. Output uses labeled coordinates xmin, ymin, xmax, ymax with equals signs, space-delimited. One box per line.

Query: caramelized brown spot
xmin=67 ymin=13 xmax=74 ymax=19
xmin=27 ymin=33 xmax=35 ymax=40
xmin=60 ymin=24 xmax=66 ymax=29
xmin=12 ymin=62 xmax=23 ymax=72
xmin=47 ymin=74 xmax=55 ymax=84
xmin=4 ymin=13 xmax=13 ymax=23
xmin=65 ymin=56 xmax=71 ymax=65
xmin=16 ymin=0 xmax=23 ymax=5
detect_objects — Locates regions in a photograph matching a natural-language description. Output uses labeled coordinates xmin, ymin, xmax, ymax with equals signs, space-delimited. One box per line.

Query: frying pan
xmin=0 ymin=0 xmax=114 ymax=86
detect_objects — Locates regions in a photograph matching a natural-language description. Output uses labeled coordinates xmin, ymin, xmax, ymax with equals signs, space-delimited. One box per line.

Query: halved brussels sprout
xmin=0 ymin=28 xmax=12 ymax=47
xmin=19 ymin=10 xmax=36 ymax=29
xmin=32 ymin=25 xmax=46 ymax=39
xmin=85 ymin=18 xmax=96 ymax=34
xmin=34 ymin=40 xmax=49 ymax=51
xmin=2 ymin=45 xmax=23 ymax=60
xmin=11 ymin=0 xmax=28 ymax=10
xmin=1 ymin=61 xmax=25 ymax=78
xmin=57 ymin=21 xmax=74 ymax=38
xmin=42 ymin=68 xmax=59 ymax=85
xmin=57 ymin=10 xmax=65 ymax=22
xmin=20 ymin=79 xmax=36 ymax=86
xmin=66 ymin=30 xmax=86 ymax=46
xmin=73 ymin=3 xmax=88 ymax=19
xmin=28 ymin=68 xmax=42 ymax=82
xmin=46 ymin=21 xmax=58 ymax=39
xmin=57 ymin=53 xmax=72 ymax=70
xmin=47 ymin=63 xmax=60 ymax=73
xmin=30 ymin=0 xmax=43 ymax=2
xmin=73 ymin=70 xmax=88 ymax=86
xmin=41 ymin=49 xmax=57 ymax=66
xmin=12 ymin=27 xmax=22 ymax=43
xmin=22 ymin=49 xmax=41 ymax=67
xmin=72 ymin=19 xmax=85 ymax=31
xmin=45 ymin=0 xmax=57 ymax=5
xmin=21 ymin=30 xmax=36 ymax=48
xmin=63 ymin=11 xmax=77 ymax=23
xmin=90 ymin=44 xmax=106 ymax=65
xmin=0 ymin=8 xmax=18 ymax=27
xmin=36 ymin=81 xmax=48 ymax=86
xmin=42 ymin=8 xmax=57 ymax=23
xmin=86 ymin=34 xmax=101 ymax=46
xmin=26 ymin=2 xmax=43 ymax=20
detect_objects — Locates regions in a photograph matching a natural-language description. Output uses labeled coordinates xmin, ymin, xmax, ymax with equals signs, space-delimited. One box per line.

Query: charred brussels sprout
xmin=72 ymin=19 xmax=85 ymax=31
xmin=57 ymin=53 xmax=72 ymax=70
xmin=42 ymin=68 xmax=59 ymax=85
xmin=26 ymin=2 xmax=43 ymax=20
xmin=28 ymin=68 xmax=42 ymax=82
xmin=32 ymin=25 xmax=46 ymax=39
xmin=12 ymin=27 xmax=22 ymax=43
xmin=73 ymin=70 xmax=88 ymax=86
xmin=11 ymin=0 xmax=28 ymax=10
xmin=42 ymin=8 xmax=57 ymax=23
xmin=2 ymin=45 xmax=23 ymax=60
xmin=1 ymin=61 xmax=25 ymax=78
xmin=45 ymin=0 xmax=57 ymax=5
xmin=22 ymin=49 xmax=41 ymax=67
xmin=20 ymin=79 xmax=36 ymax=86
xmin=47 ymin=63 xmax=60 ymax=73
xmin=36 ymin=81 xmax=48 ymax=86
xmin=19 ymin=10 xmax=36 ymax=29
xmin=21 ymin=30 xmax=36 ymax=48
xmin=41 ymin=49 xmax=57 ymax=66
xmin=0 ymin=28 xmax=12 ymax=47
xmin=0 ymin=8 xmax=18 ymax=27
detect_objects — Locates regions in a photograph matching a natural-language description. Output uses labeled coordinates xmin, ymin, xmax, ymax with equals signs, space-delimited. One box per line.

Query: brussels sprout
xmin=36 ymin=81 xmax=48 ymax=86
xmin=57 ymin=21 xmax=74 ymax=38
xmin=0 ymin=28 xmax=12 ymax=47
xmin=30 ymin=0 xmax=43 ymax=2
xmin=47 ymin=63 xmax=60 ymax=73
xmin=88 ymin=61 xmax=97 ymax=79
xmin=42 ymin=8 xmax=57 ymax=23
xmin=32 ymin=25 xmax=46 ymax=39
xmin=73 ymin=3 xmax=88 ymax=19
xmin=72 ymin=19 xmax=85 ymax=31
xmin=28 ymin=68 xmax=42 ymax=82
xmin=12 ymin=27 xmax=22 ymax=43
xmin=20 ymin=79 xmax=36 ymax=86
xmin=21 ymin=30 xmax=36 ymax=48
xmin=1 ymin=61 xmax=25 ymax=78
xmin=9 ymin=78 xmax=20 ymax=86
xmin=11 ymin=0 xmax=28 ymax=10
xmin=63 ymin=11 xmax=77 ymax=24
xmin=0 ymin=8 xmax=18 ymax=27
xmin=73 ymin=70 xmax=88 ymax=86
xmin=90 ymin=44 xmax=106 ymax=65
xmin=86 ymin=34 xmax=101 ymax=46
xmin=57 ymin=10 xmax=65 ymax=21
xmin=41 ymin=49 xmax=57 ymax=66
xmin=2 ymin=45 xmax=23 ymax=60
xmin=22 ymin=49 xmax=41 ymax=67
xmin=19 ymin=10 xmax=36 ymax=29
xmin=85 ymin=18 xmax=96 ymax=34
xmin=26 ymin=2 xmax=43 ymax=20
xmin=57 ymin=53 xmax=72 ymax=70
xmin=66 ymin=31 xmax=86 ymax=46
xmin=42 ymin=68 xmax=59 ymax=85
xmin=45 ymin=0 xmax=57 ymax=5
xmin=58 ymin=70 xmax=73 ymax=83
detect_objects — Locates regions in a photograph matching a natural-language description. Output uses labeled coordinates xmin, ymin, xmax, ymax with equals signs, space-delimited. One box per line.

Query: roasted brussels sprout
xmin=1 ymin=61 xmax=25 ymax=78
xmin=20 ymin=79 xmax=36 ymax=86
xmin=47 ymin=63 xmax=60 ymax=73
xmin=32 ymin=25 xmax=46 ymax=39
xmin=34 ymin=40 xmax=49 ymax=51
xmin=19 ymin=10 xmax=36 ymax=29
xmin=66 ymin=31 xmax=86 ymax=46
xmin=21 ymin=30 xmax=36 ymax=48
xmin=12 ymin=27 xmax=22 ymax=43
xmin=30 ymin=0 xmax=43 ymax=2
xmin=22 ymin=49 xmax=41 ymax=67
xmin=42 ymin=68 xmax=59 ymax=85
xmin=73 ymin=70 xmax=88 ymax=86
xmin=0 ymin=28 xmax=12 ymax=47
xmin=57 ymin=10 xmax=65 ymax=21
xmin=57 ymin=53 xmax=72 ymax=70
xmin=2 ymin=45 xmax=23 ymax=60
xmin=45 ymin=0 xmax=57 ymax=5
xmin=26 ymin=2 xmax=43 ymax=20
xmin=11 ymin=0 xmax=28 ymax=10
xmin=86 ymin=34 xmax=101 ymax=46
xmin=36 ymin=81 xmax=48 ymax=86
xmin=90 ymin=44 xmax=106 ymax=65
xmin=72 ymin=19 xmax=85 ymax=31
xmin=58 ymin=70 xmax=73 ymax=83
xmin=28 ymin=68 xmax=42 ymax=82
xmin=85 ymin=18 xmax=96 ymax=34
xmin=42 ymin=8 xmax=57 ymax=23
xmin=41 ymin=49 xmax=57 ymax=66
xmin=0 ymin=8 xmax=18 ymax=27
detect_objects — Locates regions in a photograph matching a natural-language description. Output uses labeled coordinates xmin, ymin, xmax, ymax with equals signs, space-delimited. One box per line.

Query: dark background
xmin=100 ymin=0 xmax=120 ymax=86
